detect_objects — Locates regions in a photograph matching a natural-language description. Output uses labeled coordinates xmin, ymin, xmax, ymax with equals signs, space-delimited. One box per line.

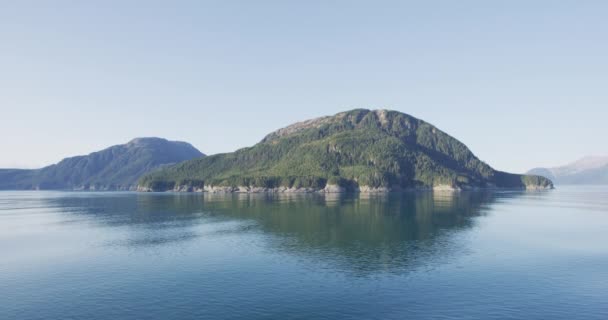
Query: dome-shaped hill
xmin=139 ymin=109 xmax=553 ymax=192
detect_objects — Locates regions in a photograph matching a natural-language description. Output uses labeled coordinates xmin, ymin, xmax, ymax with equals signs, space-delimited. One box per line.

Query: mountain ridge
xmin=0 ymin=137 xmax=204 ymax=190
xmin=528 ymin=156 xmax=608 ymax=185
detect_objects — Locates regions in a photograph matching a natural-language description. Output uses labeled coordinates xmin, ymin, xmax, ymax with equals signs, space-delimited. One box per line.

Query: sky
xmin=1 ymin=1 xmax=607 ymax=173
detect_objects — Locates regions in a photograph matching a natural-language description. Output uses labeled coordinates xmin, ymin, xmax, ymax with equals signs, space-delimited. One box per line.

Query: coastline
xmin=136 ymin=183 xmax=554 ymax=193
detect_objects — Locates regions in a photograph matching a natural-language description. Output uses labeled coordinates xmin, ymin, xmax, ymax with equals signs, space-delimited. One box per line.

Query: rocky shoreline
xmin=136 ymin=183 xmax=553 ymax=193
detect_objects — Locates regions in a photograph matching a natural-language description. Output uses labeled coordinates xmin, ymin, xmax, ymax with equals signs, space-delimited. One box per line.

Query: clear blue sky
xmin=1 ymin=1 xmax=607 ymax=173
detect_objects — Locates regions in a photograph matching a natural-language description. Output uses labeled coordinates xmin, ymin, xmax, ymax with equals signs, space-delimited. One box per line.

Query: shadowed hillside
xmin=0 ymin=137 xmax=204 ymax=190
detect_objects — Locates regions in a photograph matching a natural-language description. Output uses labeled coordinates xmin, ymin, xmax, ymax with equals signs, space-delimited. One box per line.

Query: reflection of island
xmin=200 ymin=192 xmax=505 ymax=274
xmin=48 ymin=191 xmax=530 ymax=274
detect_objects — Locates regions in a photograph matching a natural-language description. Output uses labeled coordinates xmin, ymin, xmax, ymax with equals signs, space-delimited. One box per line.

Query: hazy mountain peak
xmin=564 ymin=156 xmax=608 ymax=172
xmin=528 ymin=155 xmax=608 ymax=185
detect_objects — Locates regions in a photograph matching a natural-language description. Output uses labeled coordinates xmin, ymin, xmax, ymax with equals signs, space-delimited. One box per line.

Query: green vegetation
xmin=139 ymin=109 xmax=553 ymax=191
xmin=0 ymin=137 xmax=204 ymax=190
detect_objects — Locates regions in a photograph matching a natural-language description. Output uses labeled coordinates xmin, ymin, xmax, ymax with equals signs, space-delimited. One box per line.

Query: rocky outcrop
xmin=137 ymin=186 xmax=154 ymax=192
xmin=139 ymin=177 xmax=554 ymax=193
xmin=432 ymin=184 xmax=461 ymax=191
xmin=203 ymin=185 xmax=324 ymax=193
xmin=524 ymin=184 xmax=554 ymax=190
xmin=356 ymin=186 xmax=392 ymax=193
xmin=324 ymin=184 xmax=346 ymax=193
xmin=173 ymin=185 xmax=205 ymax=192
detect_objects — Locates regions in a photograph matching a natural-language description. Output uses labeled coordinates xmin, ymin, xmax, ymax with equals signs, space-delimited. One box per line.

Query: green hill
xmin=0 ymin=137 xmax=204 ymax=190
xmin=139 ymin=109 xmax=552 ymax=192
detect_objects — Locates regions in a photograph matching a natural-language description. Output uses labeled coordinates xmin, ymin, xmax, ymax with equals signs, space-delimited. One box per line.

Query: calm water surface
xmin=1 ymin=187 xmax=607 ymax=319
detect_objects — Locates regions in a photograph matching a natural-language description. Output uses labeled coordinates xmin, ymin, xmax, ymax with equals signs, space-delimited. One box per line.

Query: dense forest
xmin=139 ymin=109 xmax=553 ymax=192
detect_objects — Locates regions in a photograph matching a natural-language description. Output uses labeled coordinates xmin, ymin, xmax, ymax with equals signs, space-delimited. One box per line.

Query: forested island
xmin=138 ymin=109 xmax=552 ymax=192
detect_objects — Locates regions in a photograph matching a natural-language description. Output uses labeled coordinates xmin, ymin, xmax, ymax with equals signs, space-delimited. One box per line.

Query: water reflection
xmin=43 ymin=191 xmax=527 ymax=273
xmin=199 ymin=192 xmax=500 ymax=274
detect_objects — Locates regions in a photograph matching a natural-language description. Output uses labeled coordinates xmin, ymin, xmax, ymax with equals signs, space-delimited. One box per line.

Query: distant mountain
xmin=138 ymin=109 xmax=552 ymax=192
xmin=0 ymin=137 xmax=204 ymax=190
xmin=528 ymin=156 xmax=608 ymax=185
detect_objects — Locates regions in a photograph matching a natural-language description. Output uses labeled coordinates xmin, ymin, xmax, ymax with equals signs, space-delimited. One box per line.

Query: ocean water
xmin=1 ymin=187 xmax=607 ymax=319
